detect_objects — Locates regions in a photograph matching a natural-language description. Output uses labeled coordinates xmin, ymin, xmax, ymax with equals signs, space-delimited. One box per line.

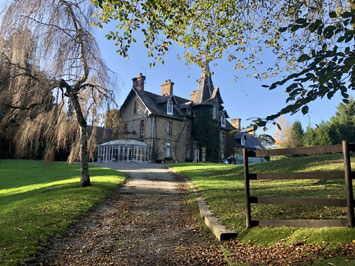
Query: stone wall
xmin=120 ymin=94 xmax=151 ymax=142
xmin=153 ymin=116 xmax=193 ymax=162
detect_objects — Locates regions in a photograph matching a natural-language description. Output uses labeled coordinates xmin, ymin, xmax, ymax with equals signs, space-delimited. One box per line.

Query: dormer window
xmin=186 ymin=107 xmax=191 ymax=115
xmin=221 ymin=113 xmax=226 ymax=127
xmin=241 ymin=135 xmax=246 ymax=146
xmin=167 ymin=99 xmax=173 ymax=115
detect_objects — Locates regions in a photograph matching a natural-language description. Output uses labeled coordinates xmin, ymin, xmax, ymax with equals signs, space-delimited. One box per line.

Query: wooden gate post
xmin=243 ymin=148 xmax=252 ymax=228
xmin=343 ymin=140 xmax=354 ymax=227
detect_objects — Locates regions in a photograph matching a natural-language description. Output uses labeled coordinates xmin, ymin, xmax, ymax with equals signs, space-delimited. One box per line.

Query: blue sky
xmin=0 ymin=0 xmax=345 ymax=136
xmin=95 ymin=24 xmax=348 ymax=136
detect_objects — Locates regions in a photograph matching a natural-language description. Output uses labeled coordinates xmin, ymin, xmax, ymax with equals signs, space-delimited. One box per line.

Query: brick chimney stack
xmin=132 ymin=73 xmax=145 ymax=91
xmin=161 ymin=79 xmax=174 ymax=96
xmin=231 ymin=118 xmax=241 ymax=131
xmin=190 ymin=90 xmax=197 ymax=102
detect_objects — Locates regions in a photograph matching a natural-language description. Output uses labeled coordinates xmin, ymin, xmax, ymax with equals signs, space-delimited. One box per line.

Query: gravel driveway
xmin=36 ymin=162 xmax=226 ymax=265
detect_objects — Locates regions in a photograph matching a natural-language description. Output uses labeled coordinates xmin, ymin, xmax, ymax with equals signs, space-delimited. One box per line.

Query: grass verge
xmin=0 ymin=160 xmax=126 ymax=265
xmin=169 ymin=153 xmax=355 ymax=249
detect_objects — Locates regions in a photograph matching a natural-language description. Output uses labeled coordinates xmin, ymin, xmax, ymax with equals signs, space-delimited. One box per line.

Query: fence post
xmin=243 ymin=148 xmax=252 ymax=228
xmin=343 ymin=140 xmax=354 ymax=227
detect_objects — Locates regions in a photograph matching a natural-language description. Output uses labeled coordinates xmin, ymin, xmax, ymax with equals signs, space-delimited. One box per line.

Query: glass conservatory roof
xmin=99 ymin=139 xmax=148 ymax=147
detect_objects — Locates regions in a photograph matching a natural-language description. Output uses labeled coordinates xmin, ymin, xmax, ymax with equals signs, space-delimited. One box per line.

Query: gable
xmin=120 ymin=89 xmax=150 ymax=116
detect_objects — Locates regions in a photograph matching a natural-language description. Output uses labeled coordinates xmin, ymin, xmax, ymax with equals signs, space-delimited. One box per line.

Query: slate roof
xmin=87 ymin=126 xmax=115 ymax=144
xmin=210 ymin=87 xmax=223 ymax=104
xmin=135 ymin=89 xmax=187 ymax=120
xmin=194 ymin=64 xmax=215 ymax=104
xmin=223 ymin=120 xmax=235 ymax=131
xmin=155 ymin=94 xmax=173 ymax=104
xmin=234 ymin=132 xmax=265 ymax=150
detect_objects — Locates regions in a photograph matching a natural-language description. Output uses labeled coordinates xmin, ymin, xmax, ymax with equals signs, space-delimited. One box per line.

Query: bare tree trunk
xmin=79 ymin=123 xmax=90 ymax=187
xmin=71 ymin=93 xmax=90 ymax=186
xmin=70 ymin=93 xmax=90 ymax=187
xmin=61 ymin=77 xmax=91 ymax=187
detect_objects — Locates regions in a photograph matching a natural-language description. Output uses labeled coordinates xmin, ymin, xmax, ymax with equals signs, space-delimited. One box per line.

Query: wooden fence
xmin=243 ymin=141 xmax=355 ymax=228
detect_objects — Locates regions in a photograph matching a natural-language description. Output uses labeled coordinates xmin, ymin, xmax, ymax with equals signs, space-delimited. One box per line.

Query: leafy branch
xmin=259 ymin=9 xmax=355 ymax=126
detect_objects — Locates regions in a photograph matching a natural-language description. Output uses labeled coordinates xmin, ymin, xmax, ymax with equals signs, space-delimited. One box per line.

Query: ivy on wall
xmin=192 ymin=106 xmax=220 ymax=162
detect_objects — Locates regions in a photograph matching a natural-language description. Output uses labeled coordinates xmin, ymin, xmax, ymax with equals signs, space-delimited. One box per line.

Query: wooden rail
xmin=243 ymin=141 xmax=355 ymax=228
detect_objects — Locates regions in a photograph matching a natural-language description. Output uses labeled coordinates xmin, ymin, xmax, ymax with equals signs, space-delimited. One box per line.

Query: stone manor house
xmin=98 ymin=67 xmax=242 ymax=163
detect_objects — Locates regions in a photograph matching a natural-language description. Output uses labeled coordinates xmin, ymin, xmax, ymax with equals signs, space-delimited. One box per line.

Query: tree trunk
xmin=79 ymin=123 xmax=90 ymax=187
xmin=70 ymin=92 xmax=90 ymax=187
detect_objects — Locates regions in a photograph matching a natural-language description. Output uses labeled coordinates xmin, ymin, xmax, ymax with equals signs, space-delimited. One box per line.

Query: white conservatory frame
xmin=97 ymin=139 xmax=149 ymax=162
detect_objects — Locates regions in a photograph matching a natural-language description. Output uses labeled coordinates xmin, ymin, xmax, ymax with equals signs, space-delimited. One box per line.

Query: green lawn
xmin=169 ymin=153 xmax=355 ymax=248
xmin=0 ymin=160 xmax=126 ymax=265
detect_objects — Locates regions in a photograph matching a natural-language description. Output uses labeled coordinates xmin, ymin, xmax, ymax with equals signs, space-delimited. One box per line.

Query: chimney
xmin=231 ymin=118 xmax=241 ymax=131
xmin=161 ymin=79 xmax=174 ymax=96
xmin=190 ymin=90 xmax=197 ymax=102
xmin=132 ymin=73 xmax=145 ymax=91
xmin=246 ymin=127 xmax=255 ymax=136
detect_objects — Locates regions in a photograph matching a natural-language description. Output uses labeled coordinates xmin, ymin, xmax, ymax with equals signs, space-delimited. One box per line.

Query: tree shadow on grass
xmin=0 ymin=180 xmax=117 ymax=210
xmin=0 ymin=160 xmax=121 ymax=190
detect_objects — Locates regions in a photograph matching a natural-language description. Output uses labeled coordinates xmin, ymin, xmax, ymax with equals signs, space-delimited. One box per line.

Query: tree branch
xmin=62 ymin=0 xmax=89 ymax=89
xmin=3 ymin=102 xmax=44 ymax=110
xmin=21 ymin=15 xmax=75 ymax=38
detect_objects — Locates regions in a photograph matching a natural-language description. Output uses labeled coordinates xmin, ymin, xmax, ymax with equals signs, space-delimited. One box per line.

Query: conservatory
xmin=97 ymin=139 xmax=150 ymax=162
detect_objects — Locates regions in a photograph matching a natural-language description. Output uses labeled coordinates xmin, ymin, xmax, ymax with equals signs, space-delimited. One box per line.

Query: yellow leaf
xmin=98 ymin=10 xmax=102 ymax=15
xmin=91 ymin=13 xmax=95 ymax=18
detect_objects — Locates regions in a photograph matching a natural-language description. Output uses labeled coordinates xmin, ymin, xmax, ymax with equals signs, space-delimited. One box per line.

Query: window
xmin=212 ymin=105 xmax=217 ymax=119
xmin=140 ymin=119 xmax=145 ymax=138
xmin=241 ymin=135 xmax=246 ymax=146
xmin=133 ymin=100 xmax=137 ymax=114
xmin=221 ymin=113 xmax=226 ymax=127
xmin=221 ymin=132 xmax=226 ymax=146
xmin=167 ymin=100 xmax=173 ymax=115
xmin=185 ymin=145 xmax=191 ymax=159
xmin=167 ymin=121 xmax=172 ymax=137
xmin=165 ymin=142 xmax=171 ymax=158
xmin=186 ymin=107 xmax=191 ymax=115
xmin=186 ymin=125 xmax=190 ymax=141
